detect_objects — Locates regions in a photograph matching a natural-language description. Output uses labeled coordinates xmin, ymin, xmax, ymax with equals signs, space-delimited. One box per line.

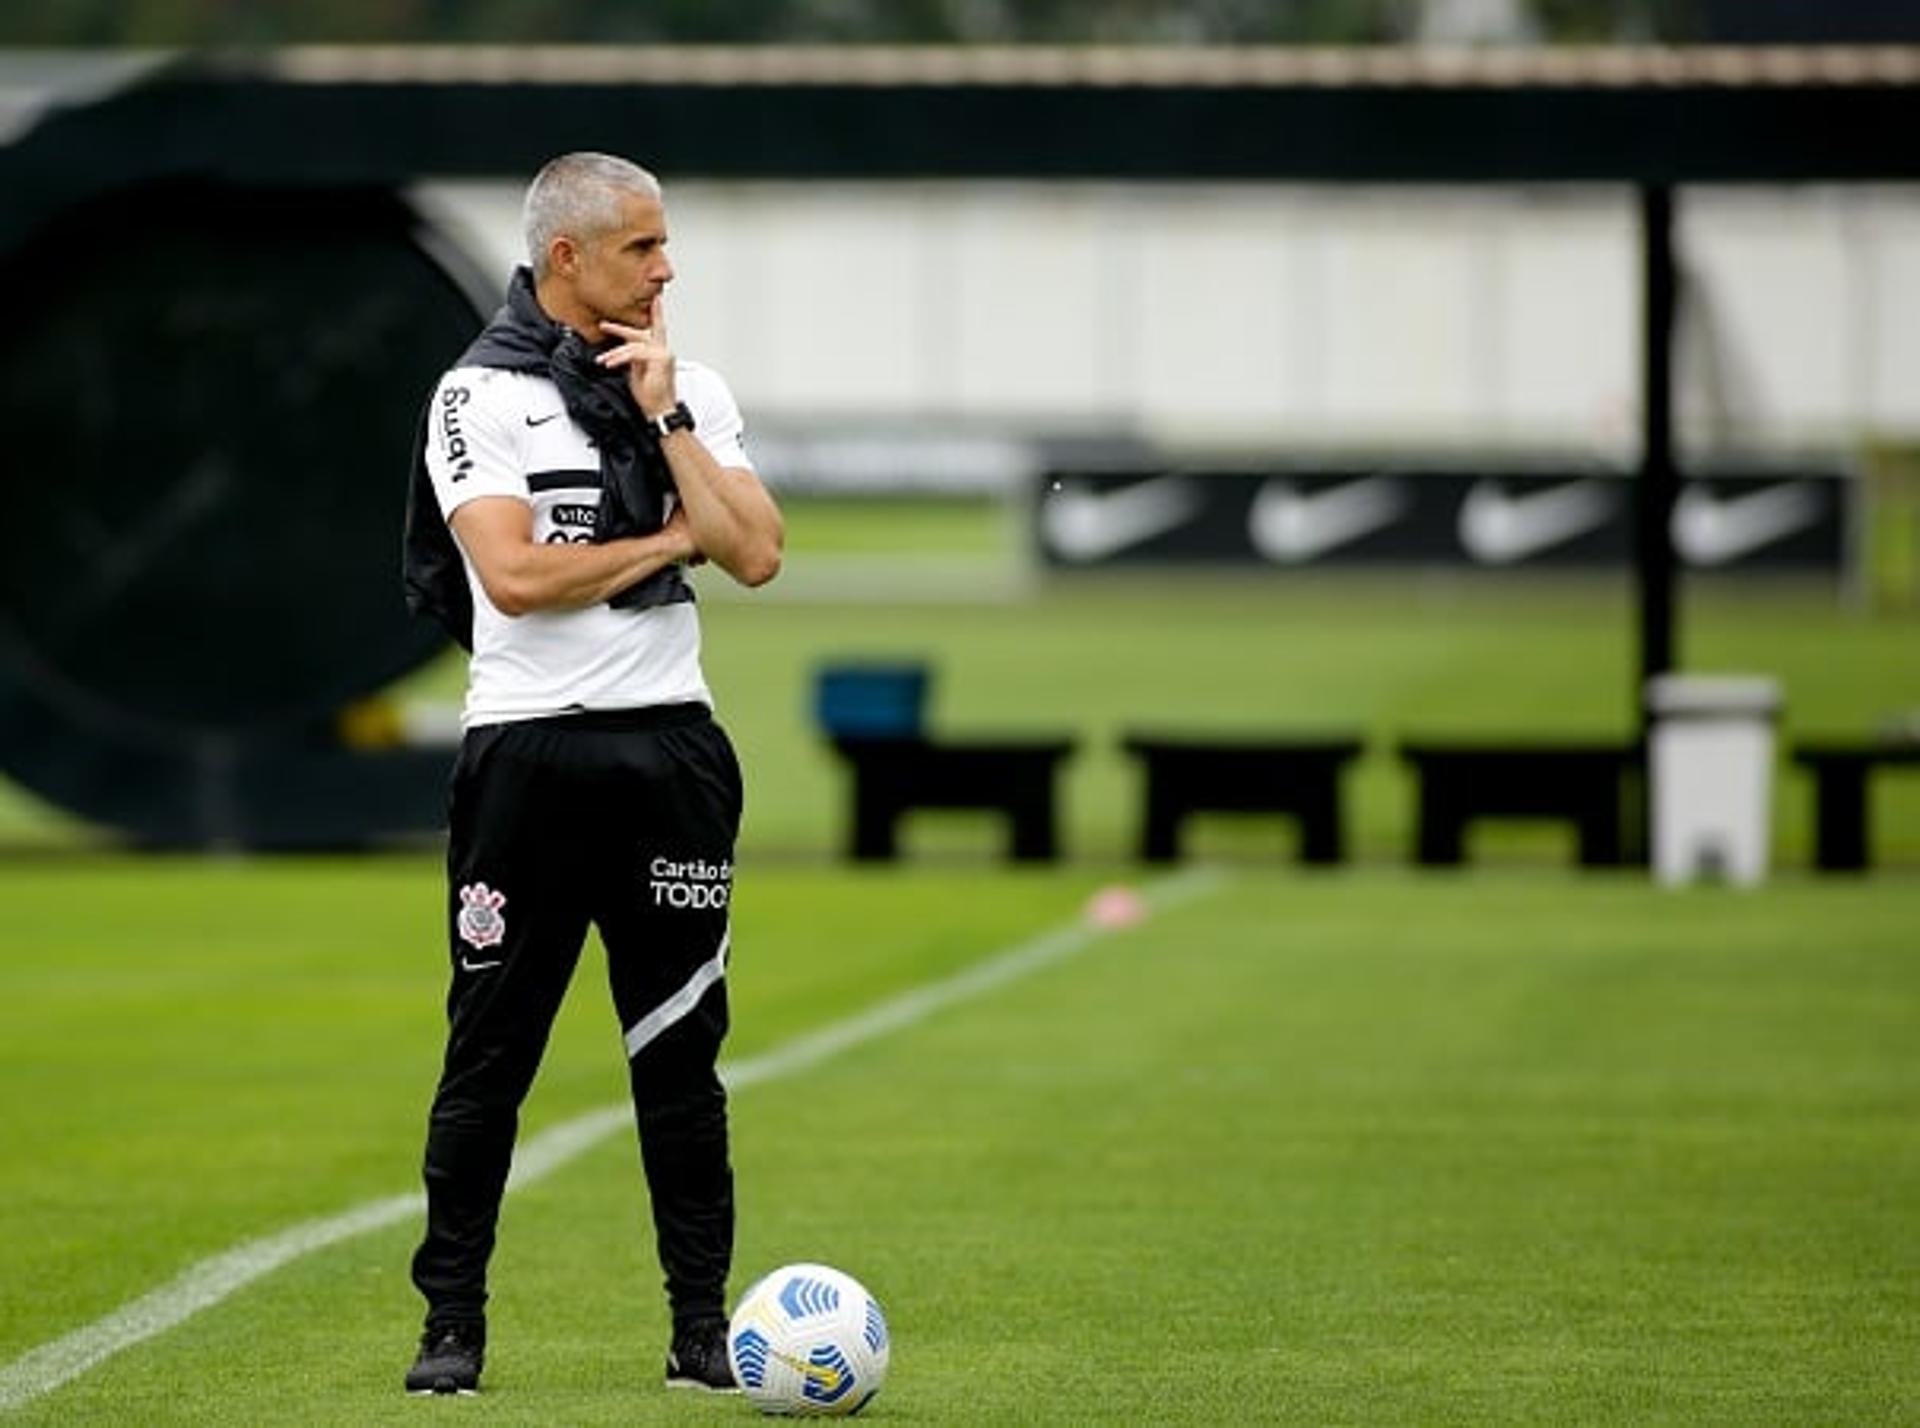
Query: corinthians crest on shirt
xmin=457 ymin=881 xmax=508 ymax=949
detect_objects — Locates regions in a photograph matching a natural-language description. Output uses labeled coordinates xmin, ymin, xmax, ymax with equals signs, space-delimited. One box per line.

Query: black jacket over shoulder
xmin=403 ymin=267 xmax=691 ymax=650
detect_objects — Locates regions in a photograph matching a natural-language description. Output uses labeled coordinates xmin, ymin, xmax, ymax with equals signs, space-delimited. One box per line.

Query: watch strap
xmin=652 ymin=400 xmax=696 ymax=438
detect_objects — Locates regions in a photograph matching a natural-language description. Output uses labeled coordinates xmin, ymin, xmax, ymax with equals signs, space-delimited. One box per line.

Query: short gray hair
xmin=522 ymin=152 xmax=662 ymax=277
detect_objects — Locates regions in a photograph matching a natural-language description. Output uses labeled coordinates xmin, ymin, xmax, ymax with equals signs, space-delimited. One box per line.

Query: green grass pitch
xmin=2 ymin=858 xmax=1915 ymax=1423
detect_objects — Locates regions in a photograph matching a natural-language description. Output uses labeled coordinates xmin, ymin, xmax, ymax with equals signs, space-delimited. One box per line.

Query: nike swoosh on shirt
xmin=1040 ymin=475 xmax=1201 ymax=562
xmin=1248 ymin=476 xmax=1411 ymax=563
xmin=1458 ymin=478 xmax=1617 ymax=564
xmin=1671 ymin=481 xmax=1825 ymax=566
xmin=460 ymin=956 xmax=503 ymax=973
xmin=524 ymin=411 xmax=563 ymax=427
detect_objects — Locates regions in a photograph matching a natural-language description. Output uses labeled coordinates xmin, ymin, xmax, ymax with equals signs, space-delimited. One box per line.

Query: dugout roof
xmin=3 ymin=43 xmax=1920 ymax=206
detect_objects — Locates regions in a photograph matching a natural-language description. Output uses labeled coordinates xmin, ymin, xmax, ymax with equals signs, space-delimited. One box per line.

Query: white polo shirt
xmin=424 ymin=360 xmax=751 ymax=728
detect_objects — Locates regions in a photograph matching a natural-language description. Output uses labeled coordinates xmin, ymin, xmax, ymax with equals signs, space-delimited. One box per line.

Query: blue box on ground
xmin=814 ymin=662 xmax=930 ymax=739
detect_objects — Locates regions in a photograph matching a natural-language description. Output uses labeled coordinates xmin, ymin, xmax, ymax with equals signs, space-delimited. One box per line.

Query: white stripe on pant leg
xmin=622 ymin=927 xmax=731 ymax=1059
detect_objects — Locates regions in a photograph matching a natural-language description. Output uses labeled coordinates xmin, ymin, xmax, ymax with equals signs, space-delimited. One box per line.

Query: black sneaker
xmin=405 ymin=1320 xmax=485 ymax=1396
xmin=665 ymin=1320 xmax=739 ymax=1393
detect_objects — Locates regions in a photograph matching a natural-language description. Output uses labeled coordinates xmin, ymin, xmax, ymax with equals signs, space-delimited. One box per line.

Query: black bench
xmin=1792 ymin=742 xmax=1920 ymax=871
xmin=1121 ymin=734 xmax=1364 ymax=864
xmin=828 ymin=736 xmax=1078 ymax=862
xmin=812 ymin=660 xmax=1078 ymax=863
xmin=1398 ymin=740 xmax=1639 ymax=867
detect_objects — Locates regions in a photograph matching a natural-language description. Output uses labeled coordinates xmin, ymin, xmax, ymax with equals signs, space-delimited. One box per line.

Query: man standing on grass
xmin=400 ymin=151 xmax=781 ymax=1397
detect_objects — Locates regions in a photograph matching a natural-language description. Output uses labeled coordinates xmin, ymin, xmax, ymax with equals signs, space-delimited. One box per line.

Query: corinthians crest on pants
xmin=457 ymin=881 xmax=507 ymax=950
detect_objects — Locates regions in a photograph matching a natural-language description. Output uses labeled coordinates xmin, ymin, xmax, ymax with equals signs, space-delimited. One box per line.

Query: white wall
xmin=415 ymin=178 xmax=1920 ymax=464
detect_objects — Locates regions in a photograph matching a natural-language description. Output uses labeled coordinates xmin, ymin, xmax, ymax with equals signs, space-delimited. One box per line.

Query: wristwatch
xmin=649 ymin=401 xmax=696 ymax=439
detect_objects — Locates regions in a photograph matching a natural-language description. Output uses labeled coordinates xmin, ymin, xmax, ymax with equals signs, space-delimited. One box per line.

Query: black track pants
xmin=410 ymin=704 xmax=742 ymax=1331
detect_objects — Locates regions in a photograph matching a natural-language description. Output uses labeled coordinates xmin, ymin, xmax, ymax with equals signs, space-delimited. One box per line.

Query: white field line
xmin=0 ymin=866 xmax=1225 ymax=1414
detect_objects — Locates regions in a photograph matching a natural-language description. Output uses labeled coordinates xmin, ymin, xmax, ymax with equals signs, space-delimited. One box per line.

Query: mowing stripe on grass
xmin=0 ymin=867 xmax=1224 ymax=1414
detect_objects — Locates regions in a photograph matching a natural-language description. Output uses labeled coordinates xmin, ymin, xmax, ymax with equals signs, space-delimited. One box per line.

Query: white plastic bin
xmin=1645 ymin=674 xmax=1783 ymax=887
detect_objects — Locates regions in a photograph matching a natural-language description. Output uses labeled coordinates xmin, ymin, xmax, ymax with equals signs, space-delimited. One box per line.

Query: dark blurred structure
xmin=1702 ymin=0 xmax=1920 ymax=44
xmin=0 ymin=1 xmax=1707 ymax=47
xmin=0 ymin=175 xmax=483 ymax=845
xmin=1 ymin=44 xmax=1918 ymax=846
xmin=11 ymin=1 xmax=1920 ymax=47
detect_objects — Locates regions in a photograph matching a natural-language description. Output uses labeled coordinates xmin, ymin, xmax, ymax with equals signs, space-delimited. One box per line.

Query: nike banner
xmin=1033 ymin=465 xmax=1851 ymax=574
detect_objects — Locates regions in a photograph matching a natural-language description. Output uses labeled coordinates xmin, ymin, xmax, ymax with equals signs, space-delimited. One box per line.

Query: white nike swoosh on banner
xmin=1041 ymin=475 xmax=1201 ymax=562
xmin=1247 ymin=476 xmax=1411 ymax=563
xmin=1458 ymin=478 xmax=1617 ymax=565
xmin=1672 ymin=481 xmax=1825 ymax=566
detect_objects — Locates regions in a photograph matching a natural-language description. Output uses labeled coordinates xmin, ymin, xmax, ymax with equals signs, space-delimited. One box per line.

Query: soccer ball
xmin=727 ymin=1263 xmax=890 ymax=1417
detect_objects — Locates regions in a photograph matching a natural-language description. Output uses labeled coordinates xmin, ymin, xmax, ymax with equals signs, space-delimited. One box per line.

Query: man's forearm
xmin=660 ymin=434 xmax=783 ymax=587
xmin=463 ymin=525 xmax=692 ymax=616
xmin=590 ymin=309 xmax=781 ymax=587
